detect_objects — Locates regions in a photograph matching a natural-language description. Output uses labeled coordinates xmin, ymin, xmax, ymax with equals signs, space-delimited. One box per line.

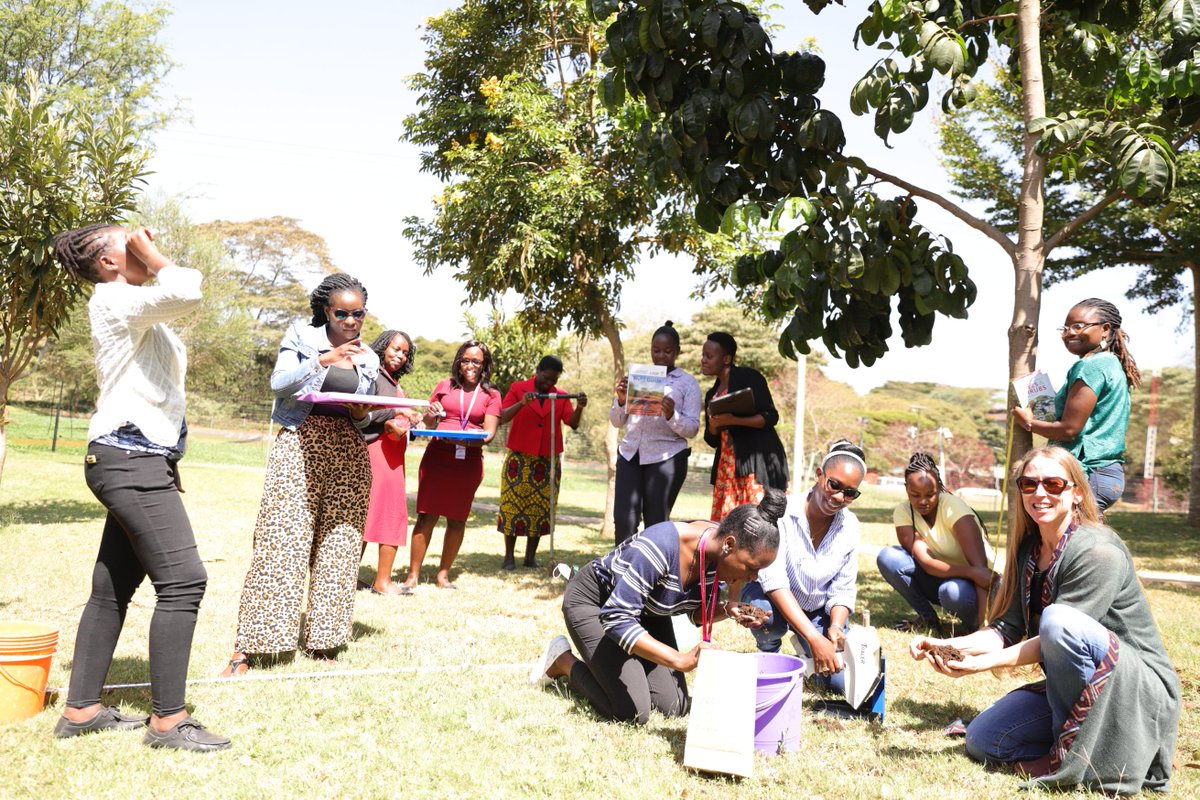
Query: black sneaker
xmin=53 ymin=706 xmax=150 ymax=739
xmin=142 ymin=715 xmax=231 ymax=752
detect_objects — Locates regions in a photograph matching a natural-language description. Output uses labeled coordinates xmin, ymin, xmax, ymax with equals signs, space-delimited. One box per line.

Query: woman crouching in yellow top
xmin=876 ymin=453 xmax=999 ymax=633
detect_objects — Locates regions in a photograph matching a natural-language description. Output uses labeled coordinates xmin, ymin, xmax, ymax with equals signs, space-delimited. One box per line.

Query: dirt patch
xmin=727 ymin=602 xmax=768 ymax=625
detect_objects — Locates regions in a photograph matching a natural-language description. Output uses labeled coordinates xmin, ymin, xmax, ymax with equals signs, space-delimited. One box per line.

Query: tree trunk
xmin=0 ymin=382 xmax=9 ymax=485
xmin=1006 ymin=0 xmax=1049 ymax=482
xmin=598 ymin=309 xmax=625 ymax=542
xmin=1188 ymin=264 xmax=1200 ymax=527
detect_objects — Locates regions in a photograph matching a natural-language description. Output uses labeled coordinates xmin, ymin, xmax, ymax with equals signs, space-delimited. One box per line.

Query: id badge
xmin=455 ymin=444 xmax=467 ymax=460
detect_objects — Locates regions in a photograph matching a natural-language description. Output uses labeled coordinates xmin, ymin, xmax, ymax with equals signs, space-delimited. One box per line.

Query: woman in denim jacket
xmin=221 ymin=274 xmax=379 ymax=676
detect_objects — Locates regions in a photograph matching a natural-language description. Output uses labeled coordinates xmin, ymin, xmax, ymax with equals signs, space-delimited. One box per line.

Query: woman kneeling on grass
xmin=529 ymin=489 xmax=785 ymax=725
xmin=910 ymin=446 xmax=1180 ymax=794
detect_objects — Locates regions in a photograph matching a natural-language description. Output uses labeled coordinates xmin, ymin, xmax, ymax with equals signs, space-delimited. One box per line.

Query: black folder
xmin=708 ymin=387 xmax=755 ymax=416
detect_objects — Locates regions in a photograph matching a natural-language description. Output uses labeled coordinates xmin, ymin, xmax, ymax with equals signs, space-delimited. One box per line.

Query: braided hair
xmin=904 ymin=452 xmax=945 ymax=492
xmin=1074 ymin=298 xmax=1142 ymax=389
xmin=716 ymin=486 xmax=786 ymax=557
xmin=369 ymin=329 xmax=416 ymax=378
xmin=310 ymin=273 xmax=368 ymax=327
xmin=821 ymin=439 xmax=867 ymax=478
xmin=53 ymin=223 xmax=119 ymax=283
xmin=653 ymin=320 xmax=680 ymax=349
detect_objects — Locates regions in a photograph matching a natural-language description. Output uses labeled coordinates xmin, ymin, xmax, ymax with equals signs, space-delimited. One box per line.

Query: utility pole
xmin=1144 ymin=370 xmax=1161 ymax=512
xmin=793 ymin=355 xmax=806 ymax=485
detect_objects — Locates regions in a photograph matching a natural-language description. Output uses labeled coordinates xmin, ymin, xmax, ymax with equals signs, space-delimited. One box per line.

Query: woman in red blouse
xmin=402 ymin=340 xmax=501 ymax=590
xmin=497 ymin=356 xmax=587 ymax=570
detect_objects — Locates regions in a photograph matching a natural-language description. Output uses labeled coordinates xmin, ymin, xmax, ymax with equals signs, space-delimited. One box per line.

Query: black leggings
xmin=613 ymin=449 xmax=690 ymax=545
xmin=66 ymin=445 xmax=207 ymax=716
xmin=560 ymin=563 xmax=689 ymax=725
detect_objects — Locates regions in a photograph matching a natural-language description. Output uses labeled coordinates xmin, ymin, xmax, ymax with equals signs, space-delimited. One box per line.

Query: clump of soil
xmin=726 ymin=602 xmax=769 ymax=625
xmin=929 ymin=644 xmax=965 ymax=662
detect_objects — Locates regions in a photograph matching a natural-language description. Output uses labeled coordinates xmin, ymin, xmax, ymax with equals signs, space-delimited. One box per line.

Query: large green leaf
xmin=1158 ymin=0 xmax=1200 ymax=38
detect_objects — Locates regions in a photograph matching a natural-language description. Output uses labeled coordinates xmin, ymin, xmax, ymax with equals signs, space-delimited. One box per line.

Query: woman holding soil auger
xmin=529 ymin=489 xmax=786 ymax=725
xmin=910 ymin=446 xmax=1179 ymax=794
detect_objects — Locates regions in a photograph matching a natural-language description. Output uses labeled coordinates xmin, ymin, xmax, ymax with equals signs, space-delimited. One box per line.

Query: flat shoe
xmin=529 ymin=635 xmax=572 ymax=687
xmin=218 ymin=656 xmax=250 ymax=678
xmin=437 ymin=582 xmax=458 ymax=590
xmin=501 ymin=561 xmax=516 ymax=571
xmin=54 ymin=706 xmax=149 ymax=738
xmin=143 ymin=715 xmax=231 ymax=752
xmin=370 ymin=584 xmax=412 ymax=596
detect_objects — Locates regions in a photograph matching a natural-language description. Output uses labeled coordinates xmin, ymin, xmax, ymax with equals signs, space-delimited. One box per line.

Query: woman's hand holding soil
xmin=726 ymin=602 xmax=769 ymax=629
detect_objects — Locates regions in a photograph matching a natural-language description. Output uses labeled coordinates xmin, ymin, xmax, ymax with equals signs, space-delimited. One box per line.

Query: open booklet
xmin=627 ymin=363 xmax=667 ymax=416
xmin=1011 ymin=371 xmax=1057 ymax=422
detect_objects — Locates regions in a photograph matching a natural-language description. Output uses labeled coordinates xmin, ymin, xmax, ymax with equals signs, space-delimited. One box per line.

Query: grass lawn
xmin=1 ymin=434 xmax=1198 ymax=798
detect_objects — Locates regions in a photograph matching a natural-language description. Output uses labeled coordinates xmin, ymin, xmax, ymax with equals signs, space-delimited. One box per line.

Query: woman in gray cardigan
xmin=909 ymin=446 xmax=1179 ymax=795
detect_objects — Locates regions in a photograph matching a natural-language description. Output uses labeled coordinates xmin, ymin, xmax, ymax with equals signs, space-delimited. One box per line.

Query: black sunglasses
xmin=1016 ymin=476 xmax=1074 ymax=496
xmin=331 ymin=308 xmax=366 ymax=321
xmin=825 ymin=476 xmax=861 ymax=500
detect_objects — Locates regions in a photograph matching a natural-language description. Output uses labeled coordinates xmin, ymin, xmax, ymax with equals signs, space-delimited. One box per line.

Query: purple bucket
xmin=754 ymin=652 xmax=804 ymax=755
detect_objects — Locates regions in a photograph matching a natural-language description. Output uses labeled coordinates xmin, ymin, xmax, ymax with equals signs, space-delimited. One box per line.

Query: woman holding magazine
xmin=1012 ymin=298 xmax=1141 ymax=512
xmin=701 ymin=331 xmax=789 ymax=521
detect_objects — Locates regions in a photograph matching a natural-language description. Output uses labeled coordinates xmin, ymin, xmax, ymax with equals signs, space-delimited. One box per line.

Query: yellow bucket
xmin=0 ymin=622 xmax=59 ymax=723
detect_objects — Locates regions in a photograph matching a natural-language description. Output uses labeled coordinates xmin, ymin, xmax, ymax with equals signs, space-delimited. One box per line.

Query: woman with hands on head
xmin=404 ymin=339 xmax=501 ymax=590
xmin=701 ymin=331 xmax=789 ymax=521
xmin=910 ymin=447 xmax=1179 ymax=794
xmin=52 ymin=224 xmax=229 ymax=751
xmin=496 ymin=355 xmax=587 ymax=570
xmin=610 ymin=321 xmax=701 ymax=545
xmin=740 ymin=441 xmax=866 ymax=693
xmin=877 ymin=452 xmax=999 ymax=634
xmin=222 ymin=274 xmax=380 ymax=676
xmin=1011 ymin=298 xmax=1141 ymax=512
xmin=359 ymin=330 xmax=422 ymax=596
xmin=528 ymin=489 xmax=785 ymax=725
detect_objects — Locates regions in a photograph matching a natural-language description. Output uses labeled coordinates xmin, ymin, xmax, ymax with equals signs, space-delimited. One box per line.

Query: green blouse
xmin=1050 ymin=352 xmax=1129 ymax=472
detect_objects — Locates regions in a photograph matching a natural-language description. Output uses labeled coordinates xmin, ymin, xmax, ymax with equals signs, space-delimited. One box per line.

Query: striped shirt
xmin=593 ymin=521 xmax=720 ymax=653
xmin=753 ymin=490 xmax=859 ymax=614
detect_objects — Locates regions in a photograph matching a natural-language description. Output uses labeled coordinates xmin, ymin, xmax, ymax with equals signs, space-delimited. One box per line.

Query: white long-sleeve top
xmin=86 ymin=264 xmax=203 ymax=447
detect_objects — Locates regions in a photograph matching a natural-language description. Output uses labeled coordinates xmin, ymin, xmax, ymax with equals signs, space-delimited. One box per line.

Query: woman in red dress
xmin=403 ymin=340 xmax=501 ymax=589
xmin=361 ymin=330 xmax=421 ymax=595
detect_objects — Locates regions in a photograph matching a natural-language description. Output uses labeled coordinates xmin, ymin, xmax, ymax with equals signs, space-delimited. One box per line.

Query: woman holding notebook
xmin=700 ymin=331 xmax=789 ymax=521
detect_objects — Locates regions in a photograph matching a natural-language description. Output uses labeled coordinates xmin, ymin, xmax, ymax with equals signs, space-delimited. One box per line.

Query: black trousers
xmin=67 ymin=445 xmax=207 ymax=716
xmin=613 ymin=449 xmax=690 ymax=545
xmin=560 ymin=562 xmax=689 ymax=725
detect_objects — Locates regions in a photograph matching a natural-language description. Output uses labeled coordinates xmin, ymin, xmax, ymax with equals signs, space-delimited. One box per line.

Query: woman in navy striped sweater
xmin=529 ymin=489 xmax=785 ymax=724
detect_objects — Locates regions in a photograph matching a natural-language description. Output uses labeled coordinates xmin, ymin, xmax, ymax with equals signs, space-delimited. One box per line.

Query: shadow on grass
xmin=888 ymin=695 xmax=979 ymax=733
xmin=1105 ymin=511 xmax=1200 ymax=570
xmin=1 ymin=499 xmax=105 ymax=526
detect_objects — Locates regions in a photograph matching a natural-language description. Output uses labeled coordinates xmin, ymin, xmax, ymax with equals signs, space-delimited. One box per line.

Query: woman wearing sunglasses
xmin=910 ymin=447 xmax=1179 ymax=794
xmin=877 ymin=452 xmax=998 ymax=634
xmin=221 ymin=274 xmax=379 ymax=676
xmin=403 ymin=339 xmax=501 ymax=590
xmin=1012 ymin=298 xmax=1141 ymax=512
xmin=740 ymin=440 xmax=866 ymax=691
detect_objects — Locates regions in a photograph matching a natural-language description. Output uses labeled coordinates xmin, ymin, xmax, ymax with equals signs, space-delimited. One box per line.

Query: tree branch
xmin=1043 ymin=188 xmax=1124 ymax=252
xmin=862 ymin=165 xmax=1016 ymax=255
xmin=958 ymin=13 xmax=1018 ymax=30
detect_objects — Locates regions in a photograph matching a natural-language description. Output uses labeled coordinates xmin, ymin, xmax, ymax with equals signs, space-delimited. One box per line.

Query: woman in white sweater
xmin=51 ymin=224 xmax=229 ymax=752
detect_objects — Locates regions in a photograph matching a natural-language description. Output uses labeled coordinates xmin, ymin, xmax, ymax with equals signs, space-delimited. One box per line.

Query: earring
xmin=722 ymin=546 xmax=730 ymax=556
xmin=1099 ymin=338 xmax=1109 ymax=350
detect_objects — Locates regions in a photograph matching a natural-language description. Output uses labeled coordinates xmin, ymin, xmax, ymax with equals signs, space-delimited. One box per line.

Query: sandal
xmin=893 ymin=615 xmax=942 ymax=634
xmin=218 ymin=656 xmax=249 ymax=678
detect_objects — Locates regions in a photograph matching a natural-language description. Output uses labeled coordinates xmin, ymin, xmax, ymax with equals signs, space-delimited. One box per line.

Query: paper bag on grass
xmin=683 ymin=649 xmax=757 ymax=778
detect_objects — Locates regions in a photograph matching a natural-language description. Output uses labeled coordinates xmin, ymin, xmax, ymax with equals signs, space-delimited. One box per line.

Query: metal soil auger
xmin=531 ymin=391 xmax=584 ymax=561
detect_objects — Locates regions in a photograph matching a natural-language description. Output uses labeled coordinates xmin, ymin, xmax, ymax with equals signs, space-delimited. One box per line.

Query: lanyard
xmin=459 ymin=385 xmax=481 ymax=431
xmin=697 ymin=529 xmax=719 ymax=643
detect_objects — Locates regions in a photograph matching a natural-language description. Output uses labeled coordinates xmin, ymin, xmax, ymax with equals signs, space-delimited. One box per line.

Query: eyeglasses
xmin=459 ymin=358 xmax=484 ymax=366
xmin=1016 ymin=476 xmax=1075 ymax=495
xmin=331 ymin=308 xmax=366 ymax=321
xmin=1056 ymin=321 xmax=1100 ymax=335
xmin=825 ymin=476 xmax=861 ymax=500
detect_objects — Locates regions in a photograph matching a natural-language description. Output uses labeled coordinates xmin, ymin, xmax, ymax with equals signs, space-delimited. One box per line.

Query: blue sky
xmin=145 ymin=1 xmax=1193 ymax=393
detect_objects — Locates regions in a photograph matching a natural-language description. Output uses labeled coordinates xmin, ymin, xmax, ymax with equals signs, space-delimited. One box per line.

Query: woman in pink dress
xmin=361 ymin=330 xmax=421 ymax=595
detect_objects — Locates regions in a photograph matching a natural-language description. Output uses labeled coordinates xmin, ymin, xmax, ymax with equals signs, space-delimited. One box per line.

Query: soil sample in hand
xmin=727 ymin=602 xmax=769 ymax=625
xmin=929 ymin=644 xmax=965 ymax=662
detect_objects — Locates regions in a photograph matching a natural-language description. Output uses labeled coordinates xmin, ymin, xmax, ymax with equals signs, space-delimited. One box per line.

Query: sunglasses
xmin=825 ymin=476 xmax=861 ymax=500
xmin=331 ymin=308 xmax=366 ymax=321
xmin=1016 ymin=476 xmax=1074 ymax=495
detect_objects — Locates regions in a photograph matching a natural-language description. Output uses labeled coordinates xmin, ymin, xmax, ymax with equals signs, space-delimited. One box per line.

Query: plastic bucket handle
xmin=0 ymin=654 xmax=51 ymax=695
xmin=755 ymin=670 xmax=801 ymax=712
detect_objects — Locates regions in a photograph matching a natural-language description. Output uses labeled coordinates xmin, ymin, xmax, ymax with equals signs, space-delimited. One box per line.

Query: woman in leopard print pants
xmin=221 ymin=274 xmax=380 ymax=675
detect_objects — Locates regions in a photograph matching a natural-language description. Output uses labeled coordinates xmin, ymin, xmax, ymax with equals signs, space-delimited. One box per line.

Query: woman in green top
xmin=1012 ymin=298 xmax=1141 ymax=512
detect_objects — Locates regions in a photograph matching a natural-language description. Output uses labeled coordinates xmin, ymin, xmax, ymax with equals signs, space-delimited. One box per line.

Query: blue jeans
xmin=1087 ymin=462 xmax=1124 ymax=513
xmin=740 ymin=582 xmax=848 ymax=695
xmin=875 ymin=545 xmax=979 ymax=632
xmin=965 ymin=604 xmax=1111 ymax=763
